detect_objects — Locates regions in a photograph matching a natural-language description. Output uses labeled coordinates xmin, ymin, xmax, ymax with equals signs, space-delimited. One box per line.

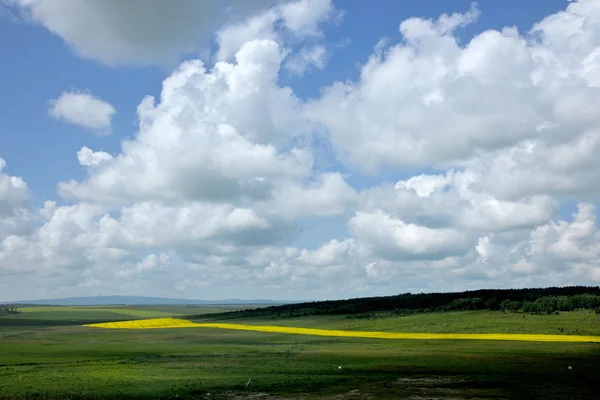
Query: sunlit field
xmin=87 ymin=316 xmax=600 ymax=343
xmin=1 ymin=304 xmax=261 ymax=327
xmin=2 ymin=307 xmax=599 ymax=399
xmin=86 ymin=317 xmax=200 ymax=329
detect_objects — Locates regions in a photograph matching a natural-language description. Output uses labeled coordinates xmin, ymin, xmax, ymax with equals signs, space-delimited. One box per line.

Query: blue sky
xmin=1 ymin=0 xmax=599 ymax=301
xmin=1 ymin=0 xmax=567 ymax=206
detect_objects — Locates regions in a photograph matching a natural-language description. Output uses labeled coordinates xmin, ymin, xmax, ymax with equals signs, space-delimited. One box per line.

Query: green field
xmin=1 ymin=308 xmax=599 ymax=399
xmin=208 ymin=310 xmax=600 ymax=336
xmin=0 ymin=305 xmax=259 ymax=327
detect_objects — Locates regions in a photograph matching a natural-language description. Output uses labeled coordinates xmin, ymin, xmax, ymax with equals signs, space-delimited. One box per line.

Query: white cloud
xmin=299 ymin=239 xmax=355 ymax=266
xmin=77 ymin=147 xmax=113 ymax=167
xmin=0 ymin=158 xmax=32 ymax=238
xmin=9 ymin=0 xmax=277 ymax=66
xmin=458 ymin=194 xmax=557 ymax=232
xmin=3 ymin=0 xmax=600 ymax=301
xmin=455 ymin=203 xmax=600 ymax=284
xmin=348 ymin=210 xmax=472 ymax=261
xmin=116 ymin=253 xmax=170 ymax=278
xmin=215 ymin=9 xmax=280 ymax=62
xmin=361 ymin=170 xmax=558 ymax=233
xmin=216 ymin=0 xmax=339 ymax=61
xmin=400 ymin=2 xmax=480 ymax=41
xmin=58 ymin=42 xmax=314 ymax=205
xmin=449 ymin=171 xmax=558 ymax=231
xmin=0 ymin=158 xmax=29 ymax=214
xmin=462 ymin=133 xmax=600 ymax=201
xmin=101 ymin=202 xmax=274 ymax=249
xmin=528 ymin=203 xmax=600 ymax=264
xmin=395 ymin=173 xmax=452 ymax=198
xmin=48 ymin=91 xmax=115 ymax=133
xmin=285 ymin=45 xmax=328 ymax=75
xmin=278 ymin=0 xmax=340 ymax=37
xmin=0 ymin=35 xmax=352 ymax=293
xmin=306 ymin=1 xmax=600 ymax=172
xmin=269 ymin=172 xmax=357 ymax=219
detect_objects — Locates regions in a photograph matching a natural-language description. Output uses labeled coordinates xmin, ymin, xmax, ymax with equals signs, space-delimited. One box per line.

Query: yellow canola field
xmin=85 ymin=318 xmax=198 ymax=329
xmin=85 ymin=318 xmax=600 ymax=343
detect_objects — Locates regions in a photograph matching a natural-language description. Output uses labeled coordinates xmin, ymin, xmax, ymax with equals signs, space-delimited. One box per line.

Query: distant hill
xmin=8 ymin=296 xmax=289 ymax=306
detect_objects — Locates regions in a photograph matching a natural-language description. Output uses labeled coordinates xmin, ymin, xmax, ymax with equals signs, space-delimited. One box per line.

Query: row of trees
xmin=191 ymin=286 xmax=600 ymax=320
xmin=0 ymin=305 xmax=21 ymax=315
xmin=518 ymin=294 xmax=600 ymax=314
xmin=399 ymin=294 xmax=600 ymax=314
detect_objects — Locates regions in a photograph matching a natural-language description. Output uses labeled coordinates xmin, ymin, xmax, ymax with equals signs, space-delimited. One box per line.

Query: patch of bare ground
xmin=200 ymin=377 xmax=509 ymax=399
xmin=395 ymin=376 xmax=508 ymax=400
xmin=200 ymin=388 xmax=370 ymax=400
xmin=394 ymin=376 xmax=465 ymax=385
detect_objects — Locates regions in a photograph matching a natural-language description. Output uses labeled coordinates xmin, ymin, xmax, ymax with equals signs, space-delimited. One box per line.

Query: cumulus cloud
xmin=360 ymin=170 xmax=558 ymax=233
xmin=299 ymin=239 xmax=355 ymax=266
xmin=306 ymin=1 xmax=600 ymax=172
xmin=8 ymin=0 xmax=277 ymax=66
xmin=348 ymin=210 xmax=472 ymax=261
xmin=0 ymin=158 xmax=32 ymax=238
xmin=0 ymin=158 xmax=29 ymax=214
xmin=2 ymin=0 xmax=600 ymax=301
xmin=0 ymin=32 xmax=353 ymax=298
xmin=48 ymin=91 xmax=115 ymax=134
xmin=462 ymin=133 xmax=600 ymax=201
xmin=215 ymin=9 xmax=280 ymax=62
xmin=57 ymin=42 xmax=315 ymax=206
xmin=77 ymin=147 xmax=113 ymax=167
xmin=269 ymin=172 xmax=357 ymax=219
xmin=216 ymin=0 xmax=339 ymax=61
xmin=278 ymin=0 xmax=340 ymax=37
xmin=453 ymin=203 xmax=600 ymax=284
xmin=8 ymin=0 xmax=339 ymax=67
xmin=116 ymin=253 xmax=170 ymax=278
xmin=285 ymin=45 xmax=328 ymax=75
xmin=528 ymin=204 xmax=600 ymax=265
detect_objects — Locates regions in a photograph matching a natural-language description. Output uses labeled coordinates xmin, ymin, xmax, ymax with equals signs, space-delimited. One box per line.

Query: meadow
xmin=208 ymin=309 xmax=600 ymax=335
xmin=1 ymin=304 xmax=599 ymax=399
xmin=0 ymin=305 xmax=258 ymax=327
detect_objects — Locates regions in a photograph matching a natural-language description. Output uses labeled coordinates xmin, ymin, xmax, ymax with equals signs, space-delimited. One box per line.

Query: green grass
xmin=83 ymin=305 xmax=269 ymax=315
xmin=1 ymin=305 xmax=261 ymax=327
xmin=1 ymin=309 xmax=599 ymax=399
xmin=203 ymin=310 xmax=600 ymax=336
xmin=17 ymin=305 xmax=256 ymax=317
xmin=18 ymin=307 xmax=182 ymax=318
xmin=19 ymin=306 xmax=184 ymax=319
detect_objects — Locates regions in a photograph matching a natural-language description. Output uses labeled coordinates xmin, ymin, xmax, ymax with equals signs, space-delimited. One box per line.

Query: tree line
xmin=0 ymin=305 xmax=22 ymax=315
xmin=439 ymin=293 xmax=600 ymax=314
xmin=191 ymin=286 xmax=600 ymax=320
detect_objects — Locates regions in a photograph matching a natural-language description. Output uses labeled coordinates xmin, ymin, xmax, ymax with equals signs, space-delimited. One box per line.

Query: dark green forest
xmin=193 ymin=286 xmax=600 ymax=320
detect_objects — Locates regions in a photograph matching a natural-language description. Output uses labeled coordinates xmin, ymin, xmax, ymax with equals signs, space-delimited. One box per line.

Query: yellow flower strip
xmin=85 ymin=318 xmax=199 ymax=329
xmin=84 ymin=318 xmax=600 ymax=343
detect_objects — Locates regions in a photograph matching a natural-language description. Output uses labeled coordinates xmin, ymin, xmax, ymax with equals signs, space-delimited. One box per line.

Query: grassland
xmin=0 ymin=304 xmax=258 ymax=327
xmin=1 ymin=307 xmax=599 ymax=399
xmin=87 ymin=315 xmax=600 ymax=343
xmin=18 ymin=306 xmax=179 ymax=318
xmin=200 ymin=310 xmax=600 ymax=336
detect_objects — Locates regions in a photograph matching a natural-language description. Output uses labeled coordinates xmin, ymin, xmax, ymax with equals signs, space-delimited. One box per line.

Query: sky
xmin=1 ymin=0 xmax=599 ymax=302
